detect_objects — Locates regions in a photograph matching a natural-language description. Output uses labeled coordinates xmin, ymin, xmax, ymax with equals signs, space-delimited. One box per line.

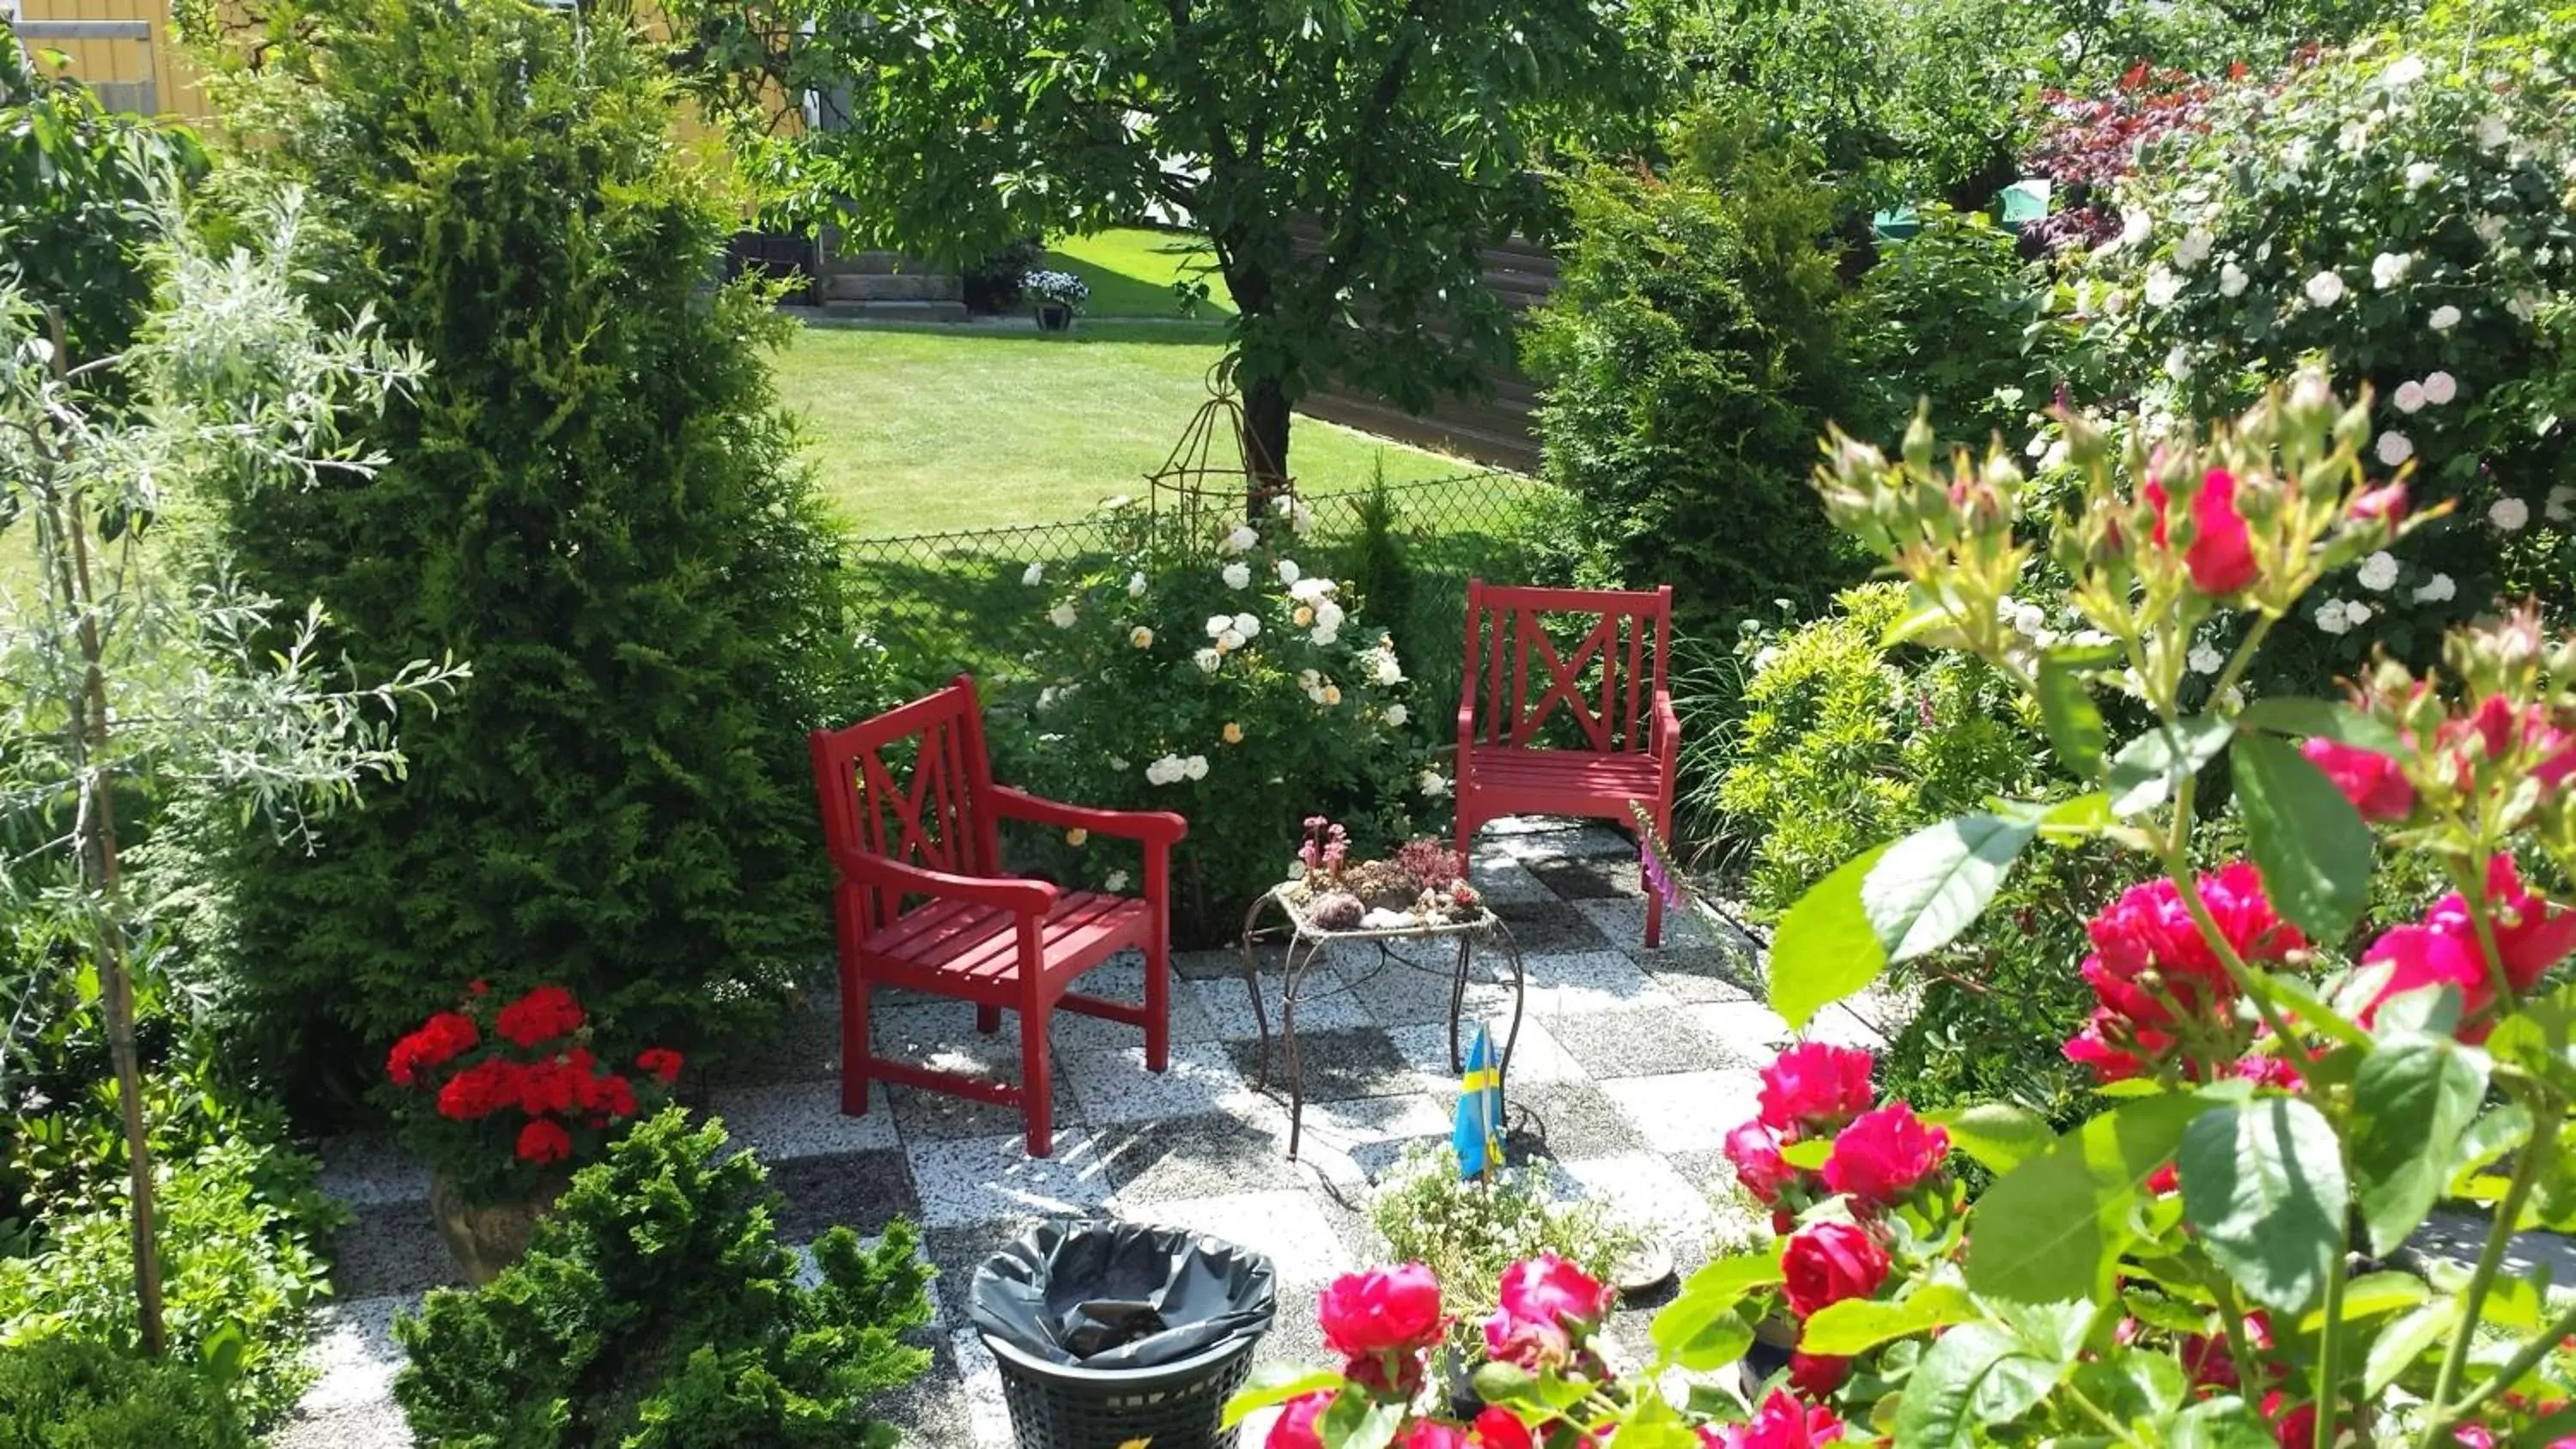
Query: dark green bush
xmin=1524 ymin=106 xmax=1868 ymax=621
xmin=0 ymin=1338 xmax=250 ymax=1449
xmin=1850 ymin=205 xmax=2055 ymax=453
xmin=196 ymin=0 xmax=870 ymax=1107
xmin=393 ymin=1107 xmax=933 ymax=1449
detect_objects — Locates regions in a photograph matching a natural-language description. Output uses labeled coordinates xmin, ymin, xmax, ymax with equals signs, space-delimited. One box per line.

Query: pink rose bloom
xmin=1757 ymin=1042 xmax=1876 ymax=1133
xmin=2300 ymin=737 xmax=2415 ymax=822
xmin=1781 ymin=1222 xmax=1890 ymax=1319
xmin=1787 ymin=1350 xmax=1850 ymax=1398
xmin=2063 ymin=1009 xmax=2152 ymax=1083
xmin=1317 ymin=1264 xmax=1445 ymax=1359
xmin=1470 ymin=1408 xmax=1535 ymax=1449
xmin=2263 ymin=1393 xmax=2317 ymax=1449
xmin=2429 ymin=853 xmax=2576 ymax=992
xmin=1268 ymin=1391 xmax=1333 ymax=1449
xmin=1725 ymin=1119 xmax=1798 ymax=1203
xmin=2146 ymin=467 xmax=2260 ymax=596
xmin=1398 ymin=1424 xmax=1472 ymax=1449
xmin=2359 ymin=923 xmax=2494 ymax=1028
xmin=1498 ymin=1252 xmax=1613 ymax=1331
xmin=1821 ymin=1101 xmax=1950 ymax=1204
xmin=1702 ymin=1390 xmax=1848 ymax=1448
xmin=2349 ymin=482 xmax=2409 ymax=527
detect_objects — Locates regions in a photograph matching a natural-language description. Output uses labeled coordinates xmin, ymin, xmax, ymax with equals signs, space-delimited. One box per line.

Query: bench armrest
xmin=842 ymin=853 xmax=1056 ymax=916
xmin=987 ymin=785 xmax=1188 ymax=846
xmin=1652 ymin=688 xmax=1681 ymax=761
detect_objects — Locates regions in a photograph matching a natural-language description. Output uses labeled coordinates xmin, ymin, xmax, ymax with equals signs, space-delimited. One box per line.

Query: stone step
xmin=816 ymin=299 xmax=972 ymax=323
xmin=823 ymin=271 xmax=961 ymax=303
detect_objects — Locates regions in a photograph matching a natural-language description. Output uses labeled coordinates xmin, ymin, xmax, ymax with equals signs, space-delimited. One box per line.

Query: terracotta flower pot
xmin=429 ymin=1170 xmax=568 ymax=1285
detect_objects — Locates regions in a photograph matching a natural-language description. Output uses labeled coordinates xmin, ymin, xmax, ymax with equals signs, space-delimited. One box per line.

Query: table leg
xmin=1239 ymin=896 xmax=1274 ymax=1088
xmin=1283 ymin=935 xmax=1312 ymax=1159
xmin=1449 ymin=936 xmax=1470 ymax=1074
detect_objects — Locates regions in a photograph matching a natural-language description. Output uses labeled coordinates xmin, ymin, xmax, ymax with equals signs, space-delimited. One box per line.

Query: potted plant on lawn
xmin=386 ymin=983 xmax=683 ymax=1282
xmin=1023 ymin=268 xmax=1090 ymax=331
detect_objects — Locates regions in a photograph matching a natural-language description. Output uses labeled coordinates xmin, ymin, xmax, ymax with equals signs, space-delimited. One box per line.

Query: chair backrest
xmin=809 ymin=675 xmax=1000 ymax=930
xmin=1460 ymin=580 xmax=1674 ymax=753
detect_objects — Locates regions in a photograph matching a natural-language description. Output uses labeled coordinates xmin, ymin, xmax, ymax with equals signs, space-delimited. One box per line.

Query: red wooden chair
xmin=808 ymin=675 xmax=1188 ymax=1157
xmin=1455 ymin=581 xmax=1680 ymax=946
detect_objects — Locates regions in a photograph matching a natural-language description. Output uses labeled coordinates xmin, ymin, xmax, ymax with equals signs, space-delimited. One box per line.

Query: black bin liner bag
xmin=969 ymin=1220 xmax=1278 ymax=1370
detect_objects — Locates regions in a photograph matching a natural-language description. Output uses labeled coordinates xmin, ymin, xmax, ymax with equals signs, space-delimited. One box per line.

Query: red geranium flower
xmin=635 ymin=1047 xmax=684 ymax=1085
xmin=436 ymin=1059 xmax=521 ymax=1121
xmin=388 ymin=1010 xmax=478 ymax=1086
xmin=495 ymin=985 xmax=585 ymax=1048
xmin=514 ymin=1119 xmax=573 ymax=1164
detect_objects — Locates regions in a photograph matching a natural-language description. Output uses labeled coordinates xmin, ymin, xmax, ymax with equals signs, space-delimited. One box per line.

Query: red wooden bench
xmin=809 ymin=675 xmax=1188 ymax=1156
xmin=1455 ymin=581 xmax=1680 ymax=946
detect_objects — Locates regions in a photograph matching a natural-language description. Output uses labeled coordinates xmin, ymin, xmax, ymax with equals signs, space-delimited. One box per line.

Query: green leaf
xmin=2178 ymin=1098 xmax=2348 ymax=1314
xmin=1893 ymin=1324 xmax=2062 ymax=1449
xmin=1223 ymin=1367 xmax=1344 ymax=1427
xmin=1966 ymin=1094 xmax=2208 ymax=1303
xmin=1317 ymin=1385 xmax=1404 ymax=1449
xmin=1800 ymin=1283 xmax=1976 ymax=1355
xmin=2243 ymin=972 xmax=2372 ymax=1050
xmin=1770 ymin=846 xmax=1890 ymax=1030
xmin=2296 ymin=1271 xmax=2426 ymax=1332
xmin=2037 ymin=657 xmax=2109 ymax=779
xmin=2349 ymin=1033 xmax=2490 ymax=1254
xmin=2106 ymin=714 xmax=2233 ymax=816
xmin=1651 ymin=1247 xmax=1783 ymax=1370
xmin=1932 ymin=1102 xmax=2055 ymax=1174
xmin=1781 ymin=1138 xmax=1832 ymax=1170
xmin=1861 ymin=813 xmax=2038 ymax=963
xmin=2448 ymin=1104 xmax=2532 ymax=1188
xmin=1468 ymin=1361 xmax=1539 ymax=1407
xmin=2237 ymin=697 xmax=2407 ymax=755
xmin=2166 ymin=1397 xmax=2281 ymax=1449
xmin=2365 ymin=1300 xmax=2457 ymax=1396
xmin=2230 ymin=732 xmax=2374 ymax=939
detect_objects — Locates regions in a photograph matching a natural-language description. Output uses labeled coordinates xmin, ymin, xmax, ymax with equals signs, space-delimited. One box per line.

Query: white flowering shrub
xmin=993 ymin=499 xmax=1432 ymax=943
xmin=2067 ymin=17 xmax=2576 ymax=681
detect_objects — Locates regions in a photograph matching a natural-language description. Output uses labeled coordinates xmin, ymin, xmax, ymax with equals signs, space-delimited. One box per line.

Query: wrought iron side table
xmin=1236 ymin=884 xmax=1527 ymax=1158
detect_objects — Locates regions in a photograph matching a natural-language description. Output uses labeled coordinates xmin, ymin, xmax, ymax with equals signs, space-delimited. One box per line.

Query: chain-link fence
xmin=846 ymin=470 xmax=1552 ymax=688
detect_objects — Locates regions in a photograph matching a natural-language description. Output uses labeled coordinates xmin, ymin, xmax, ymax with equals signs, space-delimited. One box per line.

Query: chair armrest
xmin=1456 ymin=705 xmax=1478 ymax=759
xmin=987 ymin=785 xmax=1188 ymax=846
xmin=843 ymin=853 xmax=1056 ymax=916
xmin=1652 ymin=688 xmax=1681 ymax=760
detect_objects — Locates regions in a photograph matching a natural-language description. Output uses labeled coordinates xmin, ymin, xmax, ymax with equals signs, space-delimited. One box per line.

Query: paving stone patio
xmin=270 ymin=814 xmax=2565 ymax=1448
xmin=273 ymin=816 xmax=1846 ymax=1448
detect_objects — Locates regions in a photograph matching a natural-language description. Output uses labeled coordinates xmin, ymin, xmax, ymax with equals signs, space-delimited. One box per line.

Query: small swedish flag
xmin=1454 ymin=1024 xmax=1504 ymax=1179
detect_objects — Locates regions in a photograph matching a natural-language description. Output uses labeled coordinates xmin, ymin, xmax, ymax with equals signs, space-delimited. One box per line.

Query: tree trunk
xmin=1241 ymin=373 xmax=1292 ymax=518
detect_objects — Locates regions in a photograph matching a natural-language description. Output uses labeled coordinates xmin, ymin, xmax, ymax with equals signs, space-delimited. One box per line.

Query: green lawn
xmin=773 ymin=321 xmax=1481 ymax=534
xmin=1041 ymin=228 xmax=1236 ymax=320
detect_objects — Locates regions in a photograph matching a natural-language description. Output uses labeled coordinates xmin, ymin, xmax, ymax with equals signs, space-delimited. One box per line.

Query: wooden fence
xmin=1287 ymin=223 xmax=1560 ymax=476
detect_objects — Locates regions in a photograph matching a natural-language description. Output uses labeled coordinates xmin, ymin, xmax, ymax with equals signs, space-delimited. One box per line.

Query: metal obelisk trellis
xmin=1145 ymin=359 xmax=1296 ymax=550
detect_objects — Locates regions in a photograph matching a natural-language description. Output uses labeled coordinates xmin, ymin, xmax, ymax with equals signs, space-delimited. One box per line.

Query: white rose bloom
xmin=1023 ymin=562 xmax=1053 ymax=589
xmin=1127 ymin=572 xmax=1149 ymax=598
xmin=2357 ymin=551 xmax=2401 ymax=591
xmin=1102 ymin=494 xmax=1133 ymax=512
xmin=1232 ymin=612 xmax=1261 ymax=639
xmin=1288 ymin=578 xmax=1336 ymax=602
xmin=1182 ymin=755 xmax=1209 ymax=782
xmin=1382 ymin=703 xmax=1410 ymax=727
xmin=2383 ymin=55 xmax=2426 ymax=85
xmin=1221 ymin=561 xmax=1252 ymax=590
xmin=1216 ymin=628 xmax=1244 ymax=652
xmin=2491 ymin=496 xmax=2532 ymax=530
xmin=2546 ymin=483 xmax=2576 ymax=522
xmin=1048 ymin=602 xmax=1078 ymax=629
xmin=2283 ymin=139 xmax=2312 ymax=172
xmin=1298 ymin=668 xmax=1321 ymax=688
xmin=2120 ymin=207 xmax=2152 ymax=248
xmin=2164 ymin=344 xmax=2193 ymax=381
xmin=2405 ymin=161 xmax=2440 ymax=189
xmin=2103 ymin=288 xmax=2129 ymax=316
xmin=2040 ymin=439 xmax=2070 ymax=472
xmin=2413 ymin=573 xmax=2458 ymax=603
xmin=2476 ymin=114 xmax=2510 ymax=149
xmin=1312 ymin=625 xmax=1340 ymax=646
xmin=1222 ymin=525 xmax=1259 ymax=555
xmin=1291 ymin=504 xmax=1316 ymax=536
xmin=2025 ymin=432 xmax=2049 ymax=458
xmin=2219 ymin=261 xmax=2250 ymax=298
xmin=2174 ymin=227 xmax=2214 ymax=270
xmin=2371 ymin=252 xmax=2412 ymax=290
xmin=2430 ymin=304 xmax=2463 ymax=330
xmin=2508 ymin=290 xmax=2541 ymax=322
xmin=2475 ymin=214 xmax=2509 ymax=247
xmin=2376 ymin=430 xmax=2415 ymax=465
xmin=2145 ymin=268 xmax=2183 ymax=307
xmin=2012 ymin=603 xmax=2047 ymax=636
xmin=1418 ymin=769 xmax=1452 ymax=798
xmin=2189 ymin=641 xmax=2226 ymax=675
xmin=1277 ymin=559 xmax=1301 ymax=585
xmin=1206 ymin=614 xmax=1234 ymax=637
xmin=1037 ymin=686 xmax=1060 ymax=709
xmin=1130 ymin=626 xmax=1155 ymax=648
xmin=2315 ymin=599 xmax=2353 ymax=635
xmin=1194 ymin=647 xmax=1223 ymax=673
xmin=1272 ymin=494 xmax=1295 ymax=516
xmin=1144 ymin=756 xmax=1178 ymax=785
xmin=2421 ymin=371 xmax=2458 ymax=405
xmin=2305 ymin=270 xmax=2348 ymax=307
xmin=1103 ymin=870 xmax=1130 ymax=893
xmin=1314 ymin=600 xmax=1346 ymax=631
xmin=2394 ymin=380 xmax=2427 ymax=414
xmin=2345 ymin=601 xmax=2373 ymax=626
xmin=2338 ymin=118 xmax=2369 ymax=154
xmin=1373 ymin=652 xmax=1404 ymax=686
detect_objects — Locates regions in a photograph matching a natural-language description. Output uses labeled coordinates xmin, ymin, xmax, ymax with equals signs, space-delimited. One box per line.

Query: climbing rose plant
xmin=1238 ymin=368 xmax=2576 ymax=1445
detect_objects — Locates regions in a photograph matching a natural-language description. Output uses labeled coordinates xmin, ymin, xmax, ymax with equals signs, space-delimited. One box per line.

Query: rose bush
xmin=993 ymin=498 xmax=1432 ymax=943
xmin=2066 ymin=12 xmax=2576 ymax=688
xmin=1236 ymin=368 xmax=2576 ymax=1445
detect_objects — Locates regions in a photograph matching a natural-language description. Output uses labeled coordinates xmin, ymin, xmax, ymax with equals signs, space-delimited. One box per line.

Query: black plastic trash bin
xmin=969 ymin=1220 xmax=1278 ymax=1449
